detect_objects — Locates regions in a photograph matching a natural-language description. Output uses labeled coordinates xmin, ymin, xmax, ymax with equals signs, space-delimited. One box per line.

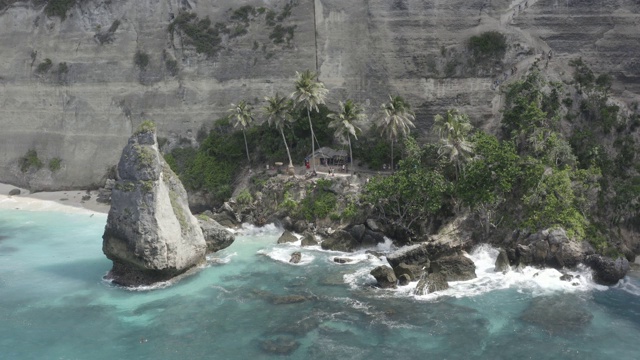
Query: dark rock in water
xmin=431 ymin=254 xmax=477 ymax=281
xmin=531 ymin=240 xmax=550 ymax=264
xmin=301 ymin=232 xmax=318 ymax=247
xmin=365 ymin=250 xmax=384 ymax=259
xmin=289 ymin=251 xmax=302 ymax=264
xmin=393 ymin=262 xmax=426 ymax=281
xmin=271 ymin=294 xmax=308 ymax=304
xmin=349 ymin=224 xmax=366 ymax=241
xmin=102 ymin=125 xmax=206 ymax=287
xmin=362 ymin=229 xmax=386 ymax=246
xmin=277 ymin=230 xmax=298 ymax=244
xmin=280 ymin=216 xmax=294 ymax=231
xmin=199 ymin=218 xmax=235 ymax=253
xmin=414 ymin=273 xmax=449 ymax=295
xmin=494 ymin=248 xmax=510 ymax=273
xmin=398 ymin=274 xmax=411 ymax=286
xmin=559 ymin=274 xmax=574 ymax=282
xmin=260 ymin=336 xmax=300 ymax=355
xmin=333 ymin=257 xmax=353 ymax=264
xmin=8 ymin=188 xmax=20 ymax=196
xmin=370 ymin=265 xmax=397 ymax=288
xmin=274 ymin=316 xmax=321 ymax=336
xmin=516 ymin=244 xmax=533 ymax=266
xmin=521 ymin=295 xmax=593 ymax=333
xmin=386 ymin=242 xmax=456 ymax=268
xmin=211 ymin=212 xmax=237 ymax=228
xmin=585 ymin=255 xmax=629 ymax=285
xmin=321 ymin=230 xmax=359 ymax=252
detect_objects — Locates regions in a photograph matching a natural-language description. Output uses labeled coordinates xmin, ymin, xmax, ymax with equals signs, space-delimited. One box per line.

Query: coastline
xmin=0 ymin=182 xmax=109 ymax=215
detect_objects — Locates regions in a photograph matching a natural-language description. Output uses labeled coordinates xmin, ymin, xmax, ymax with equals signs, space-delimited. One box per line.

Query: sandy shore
xmin=0 ymin=182 xmax=109 ymax=214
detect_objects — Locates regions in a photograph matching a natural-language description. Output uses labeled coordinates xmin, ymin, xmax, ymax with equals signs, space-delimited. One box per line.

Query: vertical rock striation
xmin=102 ymin=123 xmax=206 ymax=286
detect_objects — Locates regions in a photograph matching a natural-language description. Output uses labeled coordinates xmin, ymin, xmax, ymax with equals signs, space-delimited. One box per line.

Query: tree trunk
xmin=242 ymin=130 xmax=250 ymax=164
xmin=391 ymin=139 xmax=394 ymax=173
xmin=348 ymin=135 xmax=353 ymax=174
xmin=281 ymin=128 xmax=293 ymax=168
xmin=307 ymin=108 xmax=315 ymax=171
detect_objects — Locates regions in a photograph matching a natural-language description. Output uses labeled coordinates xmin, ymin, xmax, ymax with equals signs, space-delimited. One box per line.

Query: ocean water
xmin=1 ymin=208 xmax=639 ymax=360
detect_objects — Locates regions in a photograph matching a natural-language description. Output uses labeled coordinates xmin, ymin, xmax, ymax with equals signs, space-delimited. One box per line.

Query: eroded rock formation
xmin=102 ymin=123 xmax=206 ymax=286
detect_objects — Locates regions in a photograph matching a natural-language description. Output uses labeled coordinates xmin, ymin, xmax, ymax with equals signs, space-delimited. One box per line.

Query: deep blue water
xmin=1 ymin=208 xmax=639 ymax=359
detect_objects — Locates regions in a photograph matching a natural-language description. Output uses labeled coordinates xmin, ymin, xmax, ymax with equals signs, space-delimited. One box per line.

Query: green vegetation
xmin=299 ymin=179 xmax=337 ymax=221
xmin=134 ymin=50 xmax=150 ymax=70
xmin=236 ymin=189 xmax=254 ymax=205
xmin=20 ymin=149 xmax=44 ymax=172
xmin=468 ymin=31 xmax=507 ymax=60
xmin=35 ymin=58 xmax=53 ymax=73
xmin=376 ymin=95 xmax=416 ymax=171
xmin=169 ymin=13 xmax=223 ymax=57
xmin=135 ymin=120 xmax=156 ymax=135
xmin=169 ymin=189 xmax=188 ymax=232
xmin=48 ymin=157 xmax=62 ymax=172
xmin=45 ymin=0 xmax=82 ymax=20
xmin=269 ymin=24 xmax=296 ymax=45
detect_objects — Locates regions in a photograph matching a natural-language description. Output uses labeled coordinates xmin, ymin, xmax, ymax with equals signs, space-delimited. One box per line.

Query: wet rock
xmin=393 ymin=262 xmax=426 ymax=281
xmin=532 ymin=240 xmax=550 ymax=264
xmin=293 ymin=220 xmax=309 ymax=234
xmin=584 ymin=255 xmax=630 ymax=285
xmin=559 ymin=274 xmax=574 ymax=282
xmin=414 ymin=273 xmax=449 ymax=295
xmin=211 ymin=212 xmax=237 ymax=228
xmin=333 ymin=257 xmax=353 ymax=264
xmin=277 ymin=230 xmax=298 ymax=244
xmin=557 ymin=240 xmax=592 ymax=268
xmin=8 ymin=188 xmax=20 ymax=196
xmin=386 ymin=242 xmax=455 ymax=268
xmin=321 ymin=230 xmax=359 ymax=252
xmin=260 ymin=336 xmax=300 ymax=355
xmin=272 ymin=294 xmax=309 ymax=305
xmin=521 ymin=295 xmax=593 ymax=333
xmin=516 ymin=244 xmax=533 ymax=266
xmin=370 ymin=265 xmax=397 ymax=288
xmin=102 ymin=125 xmax=206 ymax=286
xmin=431 ymin=254 xmax=477 ymax=281
xmin=289 ymin=251 xmax=302 ymax=264
xmin=199 ymin=218 xmax=235 ymax=253
xmin=301 ymin=232 xmax=318 ymax=247
xmin=548 ymin=228 xmax=569 ymax=245
xmin=361 ymin=229 xmax=386 ymax=246
xmin=494 ymin=248 xmax=510 ymax=273
xmin=398 ymin=274 xmax=411 ymax=286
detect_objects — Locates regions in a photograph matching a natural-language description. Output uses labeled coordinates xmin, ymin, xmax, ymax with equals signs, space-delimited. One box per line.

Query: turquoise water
xmin=1 ymin=208 xmax=640 ymax=359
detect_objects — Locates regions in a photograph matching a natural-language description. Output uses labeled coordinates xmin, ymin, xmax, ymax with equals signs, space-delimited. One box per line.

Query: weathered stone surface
xmin=321 ymin=230 xmax=359 ymax=252
xmin=370 ymin=265 xmax=397 ymax=288
xmin=365 ymin=219 xmax=381 ymax=232
xmin=361 ymin=229 xmax=386 ymax=246
xmin=386 ymin=242 xmax=456 ymax=268
xmin=584 ymin=255 xmax=630 ymax=285
xmin=431 ymin=254 xmax=477 ymax=282
xmin=198 ymin=218 xmax=235 ymax=253
xmin=277 ymin=230 xmax=298 ymax=244
xmin=398 ymin=274 xmax=411 ymax=286
xmin=494 ymin=248 xmax=511 ymax=273
xmin=414 ymin=273 xmax=449 ymax=295
xmin=301 ymin=232 xmax=318 ymax=247
xmin=102 ymin=127 xmax=206 ymax=286
xmin=348 ymin=224 xmax=366 ymax=241
xmin=8 ymin=188 xmax=20 ymax=196
xmin=1 ymin=0 xmax=639 ymax=192
xmin=289 ymin=251 xmax=302 ymax=264
xmin=393 ymin=262 xmax=426 ymax=281
xmin=333 ymin=257 xmax=353 ymax=264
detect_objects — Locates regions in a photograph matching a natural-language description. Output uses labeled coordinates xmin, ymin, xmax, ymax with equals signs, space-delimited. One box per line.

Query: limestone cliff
xmin=102 ymin=121 xmax=206 ymax=286
xmin=0 ymin=0 xmax=638 ymax=190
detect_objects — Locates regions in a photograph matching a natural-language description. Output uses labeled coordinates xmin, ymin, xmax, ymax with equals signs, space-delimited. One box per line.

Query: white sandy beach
xmin=0 ymin=182 xmax=109 ymax=214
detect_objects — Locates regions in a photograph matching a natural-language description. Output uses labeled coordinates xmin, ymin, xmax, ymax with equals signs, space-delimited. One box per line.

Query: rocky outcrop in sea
xmin=102 ymin=123 xmax=207 ymax=286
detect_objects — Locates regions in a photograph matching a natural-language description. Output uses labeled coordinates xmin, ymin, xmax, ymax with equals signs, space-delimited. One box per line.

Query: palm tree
xmin=228 ymin=100 xmax=254 ymax=164
xmin=263 ymin=93 xmax=295 ymax=173
xmin=291 ymin=70 xmax=328 ymax=171
xmin=376 ymin=95 xmax=416 ymax=172
xmin=328 ymin=99 xmax=365 ymax=173
xmin=433 ymin=109 xmax=474 ymax=180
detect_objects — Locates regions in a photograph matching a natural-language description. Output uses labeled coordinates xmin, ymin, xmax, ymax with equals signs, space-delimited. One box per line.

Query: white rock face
xmin=0 ymin=0 xmax=638 ymax=190
xmin=102 ymin=125 xmax=206 ymax=286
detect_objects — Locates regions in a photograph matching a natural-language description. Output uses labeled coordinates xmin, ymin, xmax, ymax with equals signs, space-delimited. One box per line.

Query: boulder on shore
xmin=277 ymin=230 xmax=298 ymax=244
xmin=198 ymin=217 xmax=235 ymax=253
xmin=584 ymin=255 xmax=629 ymax=285
xmin=494 ymin=248 xmax=510 ymax=273
xmin=414 ymin=273 xmax=449 ymax=295
xmin=370 ymin=265 xmax=397 ymax=288
xmin=431 ymin=254 xmax=477 ymax=282
xmin=289 ymin=251 xmax=302 ymax=264
xmin=102 ymin=124 xmax=206 ymax=286
xmin=321 ymin=230 xmax=359 ymax=252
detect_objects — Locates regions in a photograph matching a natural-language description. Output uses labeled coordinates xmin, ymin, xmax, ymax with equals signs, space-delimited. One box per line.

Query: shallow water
xmin=1 ymin=209 xmax=639 ymax=359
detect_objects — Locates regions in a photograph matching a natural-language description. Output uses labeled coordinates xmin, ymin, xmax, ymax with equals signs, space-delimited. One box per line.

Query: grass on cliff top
xmin=135 ymin=120 xmax=156 ymax=135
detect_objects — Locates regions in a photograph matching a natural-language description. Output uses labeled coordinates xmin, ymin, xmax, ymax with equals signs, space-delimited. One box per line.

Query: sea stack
xmin=102 ymin=121 xmax=206 ymax=286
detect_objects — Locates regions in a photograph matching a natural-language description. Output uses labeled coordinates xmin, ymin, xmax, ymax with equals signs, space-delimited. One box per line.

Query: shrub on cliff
xmin=468 ymin=31 xmax=506 ymax=60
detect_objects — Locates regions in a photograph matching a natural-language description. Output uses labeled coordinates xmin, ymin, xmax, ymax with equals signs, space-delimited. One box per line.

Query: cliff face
xmin=0 ymin=0 xmax=638 ymax=190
